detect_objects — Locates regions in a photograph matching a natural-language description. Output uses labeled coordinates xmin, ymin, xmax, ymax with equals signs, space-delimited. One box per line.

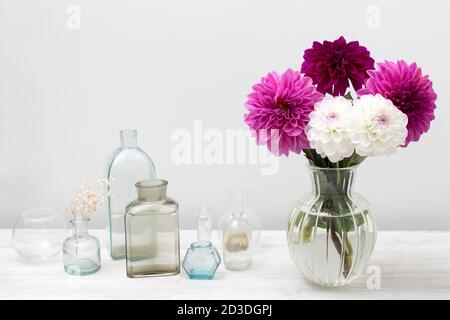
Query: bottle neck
xmin=228 ymin=189 xmax=249 ymax=212
xmin=310 ymin=166 xmax=356 ymax=198
xmin=190 ymin=241 xmax=213 ymax=252
xmin=197 ymin=206 xmax=211 ymax=242
xmin=136 ymin=179 xmax=168 ymax=202
xmin=231 ymin=211 xmax=244 ymax=219
xmin=120 ymin=129 xmax=138 ymax=149
xmin=71 ymin=218 xmax=90 ymax=238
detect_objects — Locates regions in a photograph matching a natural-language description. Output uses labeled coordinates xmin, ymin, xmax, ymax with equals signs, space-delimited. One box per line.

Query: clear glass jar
xmin=287 ymin=165 xmax=377 ymax=286
xmin=125 ymin=180 xmax=180 ymax=277
xmin=12 ymin=207 xmax=67 ymax=262
xmin=182 ymin=241 xmax=221 ymax=280
xmin=223 ymin=211 xmax=252 ymax=271
xmin=105 ymin=129 xmax=156 ymax=260
xmin=63 ymin=218 xmax=101 ymax=276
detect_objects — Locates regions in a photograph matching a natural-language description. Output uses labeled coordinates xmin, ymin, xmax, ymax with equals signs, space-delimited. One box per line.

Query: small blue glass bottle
xmin=182 ymin=206 xmax=221 ymax=279
xmin=182 ymin=241 xmax=221 ymax=280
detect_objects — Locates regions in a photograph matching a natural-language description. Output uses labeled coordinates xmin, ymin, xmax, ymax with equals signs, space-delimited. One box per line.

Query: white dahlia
xmin=350 ymin=94 xmax=408 ymax=156
xmin=305 ymin=96 xmax=355 ymax=162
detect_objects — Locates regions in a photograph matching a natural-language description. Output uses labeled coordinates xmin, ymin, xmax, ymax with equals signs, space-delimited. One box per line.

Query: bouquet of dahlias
xmin=244 ymin=36 xmax=437 ymax=285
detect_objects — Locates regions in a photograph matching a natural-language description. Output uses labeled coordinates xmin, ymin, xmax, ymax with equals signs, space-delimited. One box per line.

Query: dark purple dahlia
xmin=358 ymin=60 xmax=437 ymax=146
xmin=301 ymin=36 xmax=375 ymax=96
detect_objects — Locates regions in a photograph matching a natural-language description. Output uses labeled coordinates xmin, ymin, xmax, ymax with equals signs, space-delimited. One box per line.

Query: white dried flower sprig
xmin=70 ymin=176 xmax=111 ymax=220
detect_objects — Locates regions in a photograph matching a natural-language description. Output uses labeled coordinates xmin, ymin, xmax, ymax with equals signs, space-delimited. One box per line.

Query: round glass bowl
xmin=12 ymin=207 xmax=68 ymax=262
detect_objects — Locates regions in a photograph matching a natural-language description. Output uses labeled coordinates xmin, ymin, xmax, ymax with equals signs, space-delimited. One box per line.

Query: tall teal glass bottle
xmin=105 ymin=129 xmax=156 ymax=259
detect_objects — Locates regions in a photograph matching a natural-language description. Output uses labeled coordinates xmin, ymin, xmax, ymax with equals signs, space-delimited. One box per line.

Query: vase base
xmin=64 ymin=258 xmax=101 ymax=276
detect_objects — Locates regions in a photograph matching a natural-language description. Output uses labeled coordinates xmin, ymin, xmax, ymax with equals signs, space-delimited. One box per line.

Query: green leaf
xmin=344 ymin=91 xmax=353 ymax=100
xmin=302 ymin=223 xmax=313 ymax=243
xmin=303 ymin=149 xmax=328 ymax=168
xmin=340 ymin=152 xmax=366 ymax=168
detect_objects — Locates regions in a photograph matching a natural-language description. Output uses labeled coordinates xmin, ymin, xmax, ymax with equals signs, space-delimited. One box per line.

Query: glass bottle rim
xmin=70 ymin=217 xmax=91 ymax=224
xmin=120 ymin=128 xmax=137 ymax=135
xmin=135 ymin=179 xmax=168 ymax=189
xmin=308 ymin=164 xmax=359 ymax=172
xmin=18 ymin=207 xmax=60 ymax=222
xmin=190 ymin=241 xmax=212 ymax=249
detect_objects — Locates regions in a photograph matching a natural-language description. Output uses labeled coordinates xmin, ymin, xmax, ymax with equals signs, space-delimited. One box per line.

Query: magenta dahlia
xmin=358 ymin=60 xmax=437 ymax=146
xmin=301 ymin=36 xmax=375 ymax=96
xmin=244 ymin=69 xmax=323 ymax=156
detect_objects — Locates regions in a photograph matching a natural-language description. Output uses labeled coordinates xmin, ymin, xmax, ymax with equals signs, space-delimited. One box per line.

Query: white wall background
xmin=1 ymin=0 xmax=449 ymax=230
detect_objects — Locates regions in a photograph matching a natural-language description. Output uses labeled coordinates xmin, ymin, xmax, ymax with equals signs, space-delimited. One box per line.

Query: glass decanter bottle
xmin=105 ymin=129 xmax=156 ymax=260
xmin=222 ymin=211 xmax=252 ymax=271
xmin=125 ymin=180 xmax=180 ymax=277
xmin=63 ymin=218 xmax=101 ymax=276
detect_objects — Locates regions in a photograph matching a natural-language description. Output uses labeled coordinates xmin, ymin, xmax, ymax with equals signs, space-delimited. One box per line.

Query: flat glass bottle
xmin=125 ymin=180 xmax=180 ymax=277
xmin=105 ymin=129 xmax=156 ymax=260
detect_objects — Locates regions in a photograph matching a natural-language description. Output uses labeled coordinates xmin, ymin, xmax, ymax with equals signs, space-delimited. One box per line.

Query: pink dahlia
xmin=244 ymin=69 xmax=323 ymax=156
xmin=301 ymin=36 xmax=375 ymax=96
xmin=358 ymin=60 xmax=437 ymax=146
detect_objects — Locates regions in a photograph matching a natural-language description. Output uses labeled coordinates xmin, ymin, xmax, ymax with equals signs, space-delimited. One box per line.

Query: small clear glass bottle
xmin=105 ymin=129 xmax=156 ymax=260
xmin=125 ymin=180 xmax=180 ymax=277
xmin=63 ymin=218 xmax=101 ymax=276
xmin=197 ymin=205 xmax=212 ymax=242
xmin=217 ymin=189 xmax=261 ymax=246
xmin=223 ymin=211 xmax=252 ymax=271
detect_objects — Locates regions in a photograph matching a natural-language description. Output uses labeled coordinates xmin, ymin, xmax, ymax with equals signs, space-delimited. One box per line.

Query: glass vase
xmin=105 ymin=129 xmax=156 ymax=260
xmin=222 ymin=211 xmax=252 ymax=271
xmin=63 ymin=218 xmax=101 ymax=276
xmin=287 ymin=165 xmax=377 ymax=286
xmin=125 ymin=179 xmax=180 ymax=277
xmin=12 ymin=207 xmax=68 ymax=262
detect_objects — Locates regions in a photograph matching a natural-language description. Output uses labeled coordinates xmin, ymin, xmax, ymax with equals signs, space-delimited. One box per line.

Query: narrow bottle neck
xmin=120 ymin=129 xmax=138 ymax=149
xmin=231 ymin=211 xmax=244 ymax=219
xmin=197 ymin=206 xmax=211 ymax=242
xmin=190 ymin=241 xmax=213 ymax=252
xmin=71 ymin=219 xmax=90 ymax=237
xmin=310 ymin=167 xmax=356 ymax=197
xmin=229 ymin=189 xmax=249 ymax=212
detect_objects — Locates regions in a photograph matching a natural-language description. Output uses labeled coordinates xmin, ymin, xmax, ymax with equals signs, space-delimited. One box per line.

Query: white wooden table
xmin=1 ymin=229 xmax=449 ymax=300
